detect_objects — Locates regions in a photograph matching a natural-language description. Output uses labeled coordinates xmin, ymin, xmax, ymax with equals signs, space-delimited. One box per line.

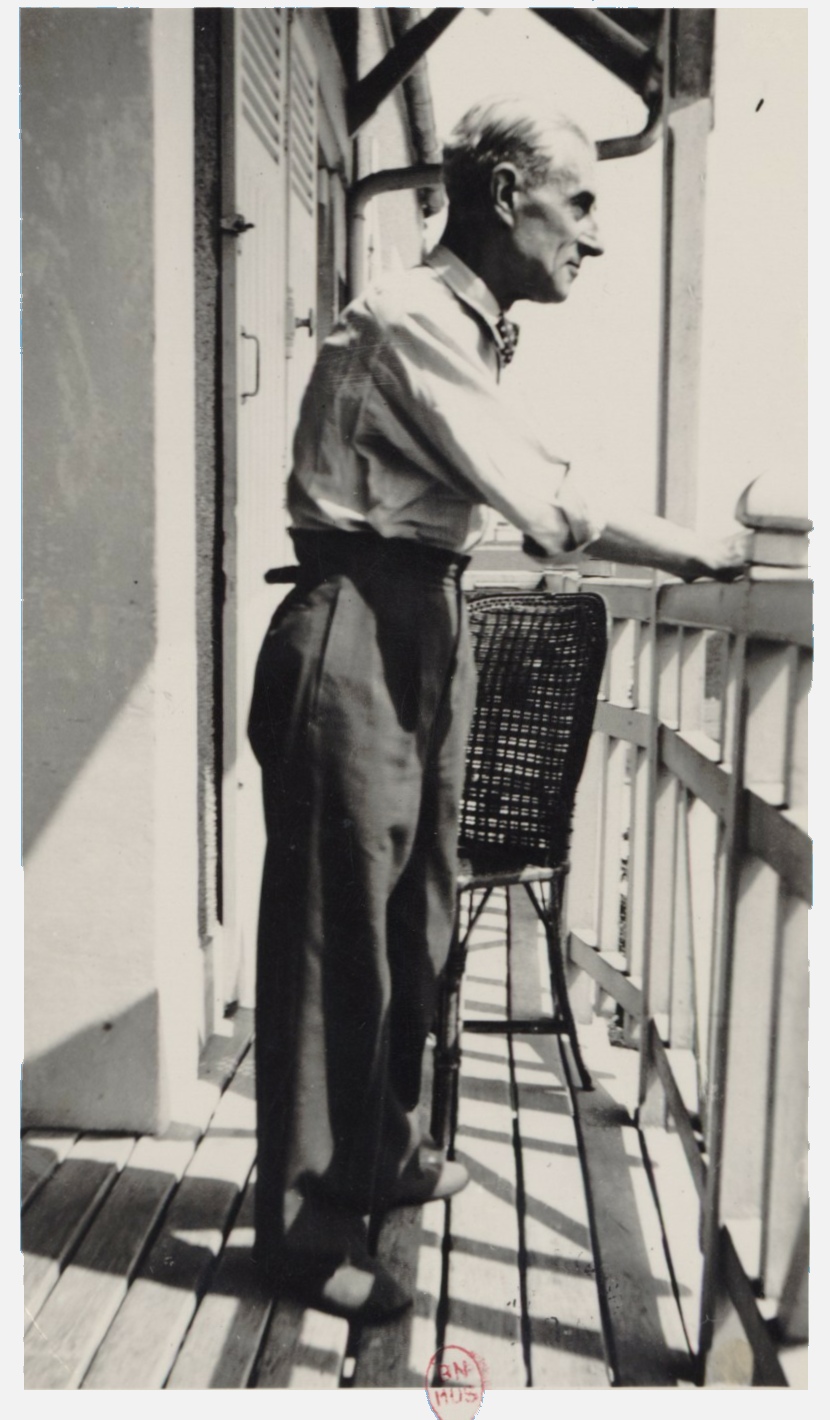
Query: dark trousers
xmin=248 ymin=532 xmax=476 ymax=1267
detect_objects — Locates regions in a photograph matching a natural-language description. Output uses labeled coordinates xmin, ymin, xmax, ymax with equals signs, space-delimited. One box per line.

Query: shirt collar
xmin=424 ymin=243 xmax=502 ymax=334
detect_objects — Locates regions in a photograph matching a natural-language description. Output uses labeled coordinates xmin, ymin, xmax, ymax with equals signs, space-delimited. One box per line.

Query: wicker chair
xmin=430 ymin=589 xmax=609 ymax=1148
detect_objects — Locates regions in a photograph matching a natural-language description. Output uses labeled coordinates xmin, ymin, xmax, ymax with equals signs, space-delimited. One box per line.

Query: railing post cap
xmin=735 ymin=474 xmax=811 ymax=533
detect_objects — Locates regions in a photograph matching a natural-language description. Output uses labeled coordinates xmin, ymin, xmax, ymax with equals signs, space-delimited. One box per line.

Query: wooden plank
xmin=679 ymin=628 xmax=707 ymax=736
xmin=459 ymin=895 xmax=509 ymax=1024
xmin=447 ymin=939 xmax=524 ymax=1387
xmin=354 ymin=1203 xmax=439 ymax=1388
xmin=356 ymin=1046 xmax=442 ymax=1389
xmin=24 ymin=1135 xmax=136 ymax=1333
xmin=660 ymin=726 xmax=729 ymax=818
xmin=567 ymin=932 xmax=642 ymax=1020
xmin=719 ymin=860 xmax=778 ymax=1230
xmin=608 ymin=616 xmax=637 ymax=708
xmin=744 ymin=643 xmax=794 ymax=805
xmin=593 ymin=701 xmax=650 ymax=748
xmin=81 ymin=1133 xmax=256 ymax=1388
xmin=718 ymin=1227 xmax=788 ymax=1387
xmin=650 ymin=1030 xmax=706 ymax=1200
xmin=644 ymin=767 xmax=678 ymax=1039
xmin=762 ymin=894 xmax=809 ymax=1298
xmin=669 ymin=792 xmax=696 ymax=1050
xmin=686 ymin=794 xmax=719 ymax=1081
xmin=24 ymin=1137 xmax=195 ymax=1390
xmin=626 ymin=745 xmax=650 ymax=984
xmin=597 ymin=737 xmax=628 ymax=955
xmin=514 ymin=1033 xmax=609 ymax=1387
xmin=639 ymin=1120 xmax=705 ymax=1351
xmin=254 ymin=1298 xmax=348 ymax=1389
xmin=252 ymin=1297 xmax=306 ymax=1387
xmin=745 ymin=792 xmax=812 ymax=905
xmin=165 ymin=1173 xmax=274 ymax=1389
xmin=566 ymin=730 xmax=604 ymax=981
xmin=569 ymin=1016 xmax=693 ymax=1385
xmin=22 ymin=1133 xmax=78 ymax=1211
xmin=579 ymin=579 xmax=652 ymax=624
xmin=656 ymin=579 xmax=812 ymax=649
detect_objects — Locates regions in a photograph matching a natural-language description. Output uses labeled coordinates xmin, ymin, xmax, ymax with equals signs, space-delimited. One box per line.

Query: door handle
xmin=241 ymin=328 xmax=260 ymax=402
xmin=294 ymin=308 xmax=315 ymax=338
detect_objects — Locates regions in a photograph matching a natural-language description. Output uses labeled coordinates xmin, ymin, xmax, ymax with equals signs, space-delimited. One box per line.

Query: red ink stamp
xmin=425 ymin=1344 xmax=485 ymax=1420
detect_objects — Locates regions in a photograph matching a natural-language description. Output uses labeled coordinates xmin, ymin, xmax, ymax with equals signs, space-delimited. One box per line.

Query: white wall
xmin=22 ymin=10 xmax=202 ymax=1131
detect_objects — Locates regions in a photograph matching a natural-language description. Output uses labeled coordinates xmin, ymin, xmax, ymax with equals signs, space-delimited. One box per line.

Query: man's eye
xmin=571 ymin=194 xmax=593 ymax=216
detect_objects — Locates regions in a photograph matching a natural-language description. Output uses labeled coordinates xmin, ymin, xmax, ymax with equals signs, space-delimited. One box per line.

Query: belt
xmin=264 ymin=528 xmax=470 ymax=585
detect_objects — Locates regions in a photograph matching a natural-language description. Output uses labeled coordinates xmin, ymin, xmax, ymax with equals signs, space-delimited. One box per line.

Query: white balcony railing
xmin=548 ymin=570 xmax=811 ymax=1386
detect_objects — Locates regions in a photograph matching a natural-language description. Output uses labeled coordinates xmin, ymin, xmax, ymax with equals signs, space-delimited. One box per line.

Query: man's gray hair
xmin=443 ymin=96 xmax=593 ymax=217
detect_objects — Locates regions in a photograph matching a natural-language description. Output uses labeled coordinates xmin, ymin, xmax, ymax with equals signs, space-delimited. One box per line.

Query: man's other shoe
xmin=385 ymin=1156 xmax=469 ymax=1209
xmin=271 ymin=1251 xmax=413 ymax=1325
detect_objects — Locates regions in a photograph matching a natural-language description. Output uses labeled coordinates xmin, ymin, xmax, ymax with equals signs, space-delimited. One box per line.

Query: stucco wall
xmin=22 ymin=9 xmax=201 ymax=1131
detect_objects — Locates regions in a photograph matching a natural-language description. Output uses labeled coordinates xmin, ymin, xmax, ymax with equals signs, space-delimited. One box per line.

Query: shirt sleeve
xmin=354 ymin=293 xmax=605 ymax=556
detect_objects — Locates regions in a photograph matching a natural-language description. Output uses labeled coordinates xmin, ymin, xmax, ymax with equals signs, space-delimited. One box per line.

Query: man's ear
xmin=491 ymin=163 xmax=520 ymax=228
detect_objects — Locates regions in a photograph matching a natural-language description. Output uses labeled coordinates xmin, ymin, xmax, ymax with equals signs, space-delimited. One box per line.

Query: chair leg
xmin=430 ymin=908 xmax=468 ymax=1150
xmin=530 ymin=883 xmax=593 ymax=1091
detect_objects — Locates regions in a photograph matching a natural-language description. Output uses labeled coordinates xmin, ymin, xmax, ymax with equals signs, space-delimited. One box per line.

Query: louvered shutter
xmin=285 ymin=16 xmax=318 ymax=445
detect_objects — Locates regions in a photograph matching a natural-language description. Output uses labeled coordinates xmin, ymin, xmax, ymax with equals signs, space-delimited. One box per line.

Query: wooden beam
xmin=533 ymin=9 xmax=658 ymax=98
xmin=346 ymin=9 xmax=461 ymax=135
xmin=719 ymin=1227 xmax=788 ymax=1386
xmin=593 ymin=701 xmax=650 ymax=749
xmin=660 ymin=726 xmax=730 ymax=819
xmin=656 ymin=579 xmax=813 ymax=649
xmin=745 ymin=792 xmax=812 ymax=905
xmin=649 ymin=1028 xmax=707 ymax=1201
xmin=567 ymin=931 xmax=643 ymax=1021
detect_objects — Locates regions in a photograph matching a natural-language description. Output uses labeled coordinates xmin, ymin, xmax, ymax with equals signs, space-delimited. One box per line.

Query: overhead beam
xmin=533 ymin=8 xmax=661 ymax=101
xmin=346 ymin=8 xmax=462 ymax=136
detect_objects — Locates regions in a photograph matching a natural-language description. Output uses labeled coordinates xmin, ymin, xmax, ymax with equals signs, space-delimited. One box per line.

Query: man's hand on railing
xmin=572 ymin=508 xmax=754 ymax=583
xmin=690 ymin=530 xmax=755 ymax=582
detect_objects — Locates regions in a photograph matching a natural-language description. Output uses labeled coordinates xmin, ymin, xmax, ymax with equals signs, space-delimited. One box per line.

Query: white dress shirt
xmin=286 ymin=244 xmax=604 ymax=557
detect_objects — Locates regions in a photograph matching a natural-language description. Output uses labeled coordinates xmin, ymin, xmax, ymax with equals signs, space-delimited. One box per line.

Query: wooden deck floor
xmin=22 ymin=891 xmax=691 ymax=1391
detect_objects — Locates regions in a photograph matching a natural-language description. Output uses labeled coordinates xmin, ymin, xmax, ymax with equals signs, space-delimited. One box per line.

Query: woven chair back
xmin=458 ymin=590 xmax=608 ymax=871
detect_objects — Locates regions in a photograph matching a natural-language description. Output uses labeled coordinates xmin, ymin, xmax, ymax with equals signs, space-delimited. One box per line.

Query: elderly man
xmin=248 ymin=97 xmax=749 ymax=1322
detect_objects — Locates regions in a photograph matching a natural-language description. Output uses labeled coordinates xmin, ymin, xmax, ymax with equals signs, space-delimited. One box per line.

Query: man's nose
xmin=579 ymin=214 xmax=604 ymax=257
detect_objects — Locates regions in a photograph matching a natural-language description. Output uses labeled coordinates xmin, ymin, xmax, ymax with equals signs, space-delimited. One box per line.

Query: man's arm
xmin=586 ymin=508 xmax=752 ymax=581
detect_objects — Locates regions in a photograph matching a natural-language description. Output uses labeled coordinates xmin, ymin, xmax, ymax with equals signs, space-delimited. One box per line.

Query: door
xmin=219 ymin=7 xmax=290 ymax=1010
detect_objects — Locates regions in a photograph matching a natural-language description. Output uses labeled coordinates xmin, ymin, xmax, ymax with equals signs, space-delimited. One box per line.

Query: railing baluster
xmin=699 ymin=629 xmax=748 ymax=1378
xmin=761 ymin=891 xmax=809 ymax=1304
xmin=744 ymin=642 xmax=795 ymax=806
xmin=719 ymin=858 xmax=780 ymax=1283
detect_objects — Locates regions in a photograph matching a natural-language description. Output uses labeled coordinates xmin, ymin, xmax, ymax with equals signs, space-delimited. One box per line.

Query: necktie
xmin=495 ymin=313 xmax=520 ymax=366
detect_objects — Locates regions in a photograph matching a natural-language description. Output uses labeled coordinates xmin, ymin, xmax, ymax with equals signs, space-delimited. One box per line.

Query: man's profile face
xmin=507 ymin=136 xmax=603 ymax=304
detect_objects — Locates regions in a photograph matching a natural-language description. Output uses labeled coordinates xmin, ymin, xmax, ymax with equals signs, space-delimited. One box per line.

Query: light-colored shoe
xmin=270 ymin=1251 xmax=413 ymax=1324
xmin=385 ymin=1156 xmax=469 ymax=1209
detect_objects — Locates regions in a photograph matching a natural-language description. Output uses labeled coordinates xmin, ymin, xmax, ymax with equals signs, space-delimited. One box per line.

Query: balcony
xmin=22 ymin=569 xmax=810 ymax=1390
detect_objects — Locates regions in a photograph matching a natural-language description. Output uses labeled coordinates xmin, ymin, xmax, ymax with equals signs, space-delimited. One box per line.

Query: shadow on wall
xmin=22 ymin=992 xmax=163 ymax=1133
xmin=21 ymin=8 xmax=158 ymax=860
